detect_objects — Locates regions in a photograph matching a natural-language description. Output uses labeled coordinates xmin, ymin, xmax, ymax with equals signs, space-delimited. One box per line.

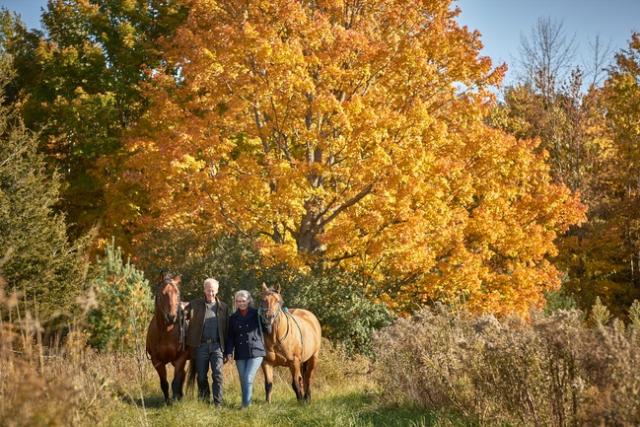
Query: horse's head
xmin=155 ymin=272 xmax=181 ymax=325
xmin=260 ymin=282 xmax=283 ymax=326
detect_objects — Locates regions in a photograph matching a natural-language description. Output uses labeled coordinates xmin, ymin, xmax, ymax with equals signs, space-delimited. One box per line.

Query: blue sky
xmin=456 ymin=0 xmax=640 ymax=85
xmin=1 ymin=0 xmax=639 ymax=86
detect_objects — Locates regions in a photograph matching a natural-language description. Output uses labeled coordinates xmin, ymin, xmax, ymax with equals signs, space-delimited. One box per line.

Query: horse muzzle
xmin=262 ymin=313 xmax=276 ymax=324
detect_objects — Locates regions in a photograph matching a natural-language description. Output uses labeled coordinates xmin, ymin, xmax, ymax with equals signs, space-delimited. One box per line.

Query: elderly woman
xmin=223 ymin=290 xmax=270 ymax=408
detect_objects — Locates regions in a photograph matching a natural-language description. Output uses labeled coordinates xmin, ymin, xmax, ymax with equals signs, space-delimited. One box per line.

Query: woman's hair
xmin=234 ymin=290 xmax=253 ymax=309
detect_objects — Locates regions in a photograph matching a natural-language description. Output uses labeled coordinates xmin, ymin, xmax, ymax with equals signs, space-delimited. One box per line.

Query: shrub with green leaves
xmin=281 ymin=269 xmax=394 ymax=357
xmin=544 ymin=288 xmax=578 ymax=315
xmin=87 ymin=239 xmax=152 ymax=351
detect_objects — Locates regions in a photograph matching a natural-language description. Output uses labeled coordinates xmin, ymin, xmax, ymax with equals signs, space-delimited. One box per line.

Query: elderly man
xmin=186 ymin=278 xmax=229 ymax=405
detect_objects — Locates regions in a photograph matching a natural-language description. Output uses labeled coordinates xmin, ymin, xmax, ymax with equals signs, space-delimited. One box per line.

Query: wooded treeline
xmin=1 ymin=0 xmax=640 ymax=345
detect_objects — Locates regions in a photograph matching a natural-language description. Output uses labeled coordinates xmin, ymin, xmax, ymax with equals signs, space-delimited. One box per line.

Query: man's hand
xmin=182 ymin=302 xmax=191 ymax=320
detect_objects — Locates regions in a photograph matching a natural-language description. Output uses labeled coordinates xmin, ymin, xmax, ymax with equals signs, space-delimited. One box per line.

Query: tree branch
xmin=318 ymin=182 xmax=375 ymax=228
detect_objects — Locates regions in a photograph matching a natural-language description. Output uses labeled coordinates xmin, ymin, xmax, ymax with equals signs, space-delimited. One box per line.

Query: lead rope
xmin=178 ymin=303 xmax=187 ymax=352
xmin=258 ymin=306 xmax=265 ymax=341
xmin=284 ymin=309 xmax=304 ymax=356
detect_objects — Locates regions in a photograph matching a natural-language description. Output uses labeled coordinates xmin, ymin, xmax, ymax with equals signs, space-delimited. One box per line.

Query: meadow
xmin=0 ymin=323 xmax=464 ymax=427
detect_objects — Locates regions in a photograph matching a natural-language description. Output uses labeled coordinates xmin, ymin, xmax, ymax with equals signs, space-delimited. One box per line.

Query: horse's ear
xmin=275 ymin=284 xmax=281 ymax=294
xmin=158 ymin=271 xmax=166 ymax=283
xmin=262 ymin=282 xmax=269 ymax=292
xmin=174 ymin=275 xmax=182 ymax=286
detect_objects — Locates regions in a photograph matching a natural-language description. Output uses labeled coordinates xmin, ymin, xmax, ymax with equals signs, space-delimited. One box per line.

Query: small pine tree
xmin=590 ymin=296 xmax=612 ymax=326
xmin=87 ymin=239 xmax=152 ymax=351
xmin=628 ymin=300 xmax=640 ymax=330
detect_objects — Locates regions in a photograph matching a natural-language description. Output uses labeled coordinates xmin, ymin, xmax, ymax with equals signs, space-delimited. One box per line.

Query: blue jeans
xmin=235 ymin=357 xmax=263 ymax=407
xmin=195 ymin=342 xmax=224 ymax=404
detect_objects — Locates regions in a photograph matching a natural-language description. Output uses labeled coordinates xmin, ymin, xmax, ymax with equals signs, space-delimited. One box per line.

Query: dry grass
xmin=374 ymin=304 xmax=640 ymax=426
xmin=0 ymin=277 xmax=154 ymax=427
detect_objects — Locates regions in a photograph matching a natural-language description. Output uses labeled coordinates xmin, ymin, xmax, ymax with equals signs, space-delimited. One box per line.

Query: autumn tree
xmin=490 ymin=70 xmax=603 ymax=196
xmin=0 ymin=0 xmax=188 ymax=237
xmin=496 ymin=17 xmax=606 ymax=194
xmin=518 ymin=17 xmax=577 ymax=104
xmin=113 ymin=0 xmax=584 ymax=315
xmin=579 ymin=32 xmax=640 ymax=310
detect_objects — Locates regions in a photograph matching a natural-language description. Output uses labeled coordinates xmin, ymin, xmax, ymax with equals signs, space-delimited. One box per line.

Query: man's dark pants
xmin=195 ymin=342 xmax=224 ymax=405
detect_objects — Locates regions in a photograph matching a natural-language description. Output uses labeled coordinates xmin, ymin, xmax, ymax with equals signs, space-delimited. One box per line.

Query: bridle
xmin=259 ymin=288 xmax=302 ymax=348
xmin=154 ymin=278 xmax=188 ymax=351
xmin=259 ymin=290 xmax=283 ymax=325
xmin=155 ymin=279 xmax=183 ymax=327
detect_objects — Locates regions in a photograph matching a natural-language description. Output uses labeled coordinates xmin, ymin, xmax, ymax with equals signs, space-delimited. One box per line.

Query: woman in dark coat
xmin=223 ymin=290 xmax=270 ymax=408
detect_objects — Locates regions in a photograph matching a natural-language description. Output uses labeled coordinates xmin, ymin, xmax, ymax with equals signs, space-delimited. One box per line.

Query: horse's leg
xmin=303 ymin=353 xmax=318 ymax=402
xmin=262 ymin=362 xmax=274 ymax=403
xmin=172 ymin=355 xmax=187 ymax=401
xmin=289 ymin=359 xmax=304 ymax=401
xmin=154 ymin=361 xmax=171 ymax=404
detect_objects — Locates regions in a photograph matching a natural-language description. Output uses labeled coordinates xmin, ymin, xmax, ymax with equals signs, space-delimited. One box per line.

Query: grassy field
xmin=101 ymin=349 xmax=466 ymax=427
xmin=1 ymin=331 xmax=469 ymax=426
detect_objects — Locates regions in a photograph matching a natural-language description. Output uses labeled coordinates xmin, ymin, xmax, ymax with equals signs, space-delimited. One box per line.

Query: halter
xmin=259 ymin=289 xmax=304 ymax=350
xmin=259 ymin=290 xmax=283 ymax=323
xmin=155 ymin=278 xmax=187 ymax=351
xmin=155 ymin=281 xmax=179 ymax=324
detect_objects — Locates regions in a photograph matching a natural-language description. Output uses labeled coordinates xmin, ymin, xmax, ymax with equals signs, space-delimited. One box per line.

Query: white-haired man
xmin=186 ymin=278 xmax=229 ymax=406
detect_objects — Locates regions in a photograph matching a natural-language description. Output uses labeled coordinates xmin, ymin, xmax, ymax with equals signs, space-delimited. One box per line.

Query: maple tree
xmin=111 ymin=0 xmax=585 ymax=315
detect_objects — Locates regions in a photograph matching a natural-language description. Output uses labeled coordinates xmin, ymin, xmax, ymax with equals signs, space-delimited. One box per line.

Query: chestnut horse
xmin=145 ymin=273 xmax=190 ymax=404
xmin=259 ymin=283 xmax=322 ymax=402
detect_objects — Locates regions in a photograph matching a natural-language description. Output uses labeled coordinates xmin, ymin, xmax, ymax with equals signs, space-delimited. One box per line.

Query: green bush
xmin=281 ymin=269 xmax=394 ymax=357
xmin=87 ymin=239 xmax=152 ymax=351
xmin=544 ymin=288 xmax=578 ymax=315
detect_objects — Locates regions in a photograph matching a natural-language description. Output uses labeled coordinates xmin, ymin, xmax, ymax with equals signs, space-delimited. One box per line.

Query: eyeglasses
xmin=235 ymin=299 xmax=248 ymax=303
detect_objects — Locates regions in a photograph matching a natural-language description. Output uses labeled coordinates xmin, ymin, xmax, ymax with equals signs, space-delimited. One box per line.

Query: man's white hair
xmin=203 ymin=278 xmax=219 ymax=289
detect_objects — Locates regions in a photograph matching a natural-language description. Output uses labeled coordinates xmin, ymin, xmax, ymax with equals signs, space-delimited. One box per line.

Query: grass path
xmin=102 ymin=359 xmax=464 ymax=427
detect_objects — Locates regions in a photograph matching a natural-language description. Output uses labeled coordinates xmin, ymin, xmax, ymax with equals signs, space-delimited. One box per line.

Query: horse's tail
xmin=185 ymin=350 xmax=197 ymax=396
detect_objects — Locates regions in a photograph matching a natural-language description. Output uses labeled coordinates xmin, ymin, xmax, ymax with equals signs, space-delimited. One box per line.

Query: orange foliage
xmin=108 ymin=0 xmax=584 ymax=315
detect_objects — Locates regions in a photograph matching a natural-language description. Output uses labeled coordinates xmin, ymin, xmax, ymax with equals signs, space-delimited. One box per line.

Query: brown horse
xmin=259 ymin=283 xmax=322 ymax=402
xmin=145 ymin=273 xmax=190 ymax=404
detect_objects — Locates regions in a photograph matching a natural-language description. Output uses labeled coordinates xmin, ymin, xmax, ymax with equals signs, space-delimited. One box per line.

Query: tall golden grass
xmin=0 ymin=276 xmax=156 ymax=427
xmin=374 ymin=302 xmax=640 ymax=426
